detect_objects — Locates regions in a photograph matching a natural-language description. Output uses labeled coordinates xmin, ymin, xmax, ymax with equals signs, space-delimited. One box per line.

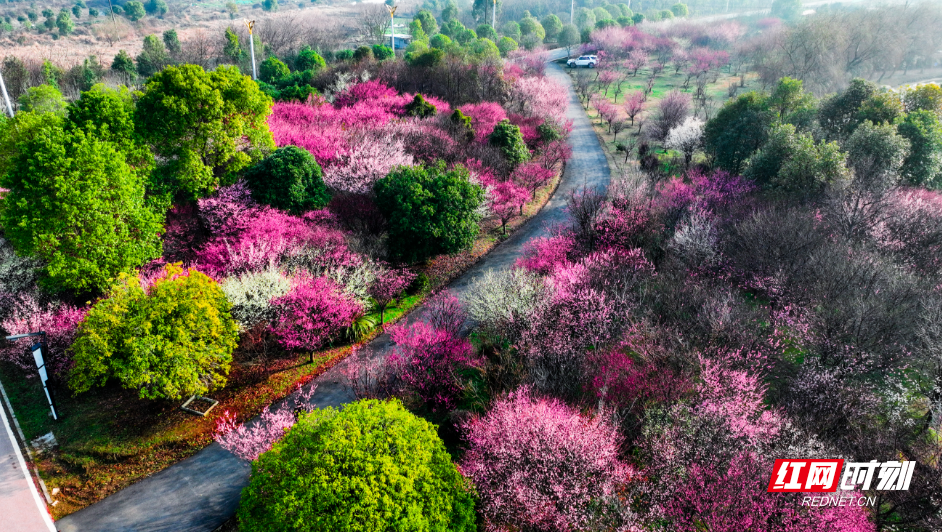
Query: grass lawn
xmin=0 ymin=157 xmax=563 ymax=520
xmin=563 ymin=62 xmax=763 ymax=169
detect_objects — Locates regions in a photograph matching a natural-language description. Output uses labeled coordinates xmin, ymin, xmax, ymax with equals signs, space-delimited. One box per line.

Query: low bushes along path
xmin=56 ymin=57 xmax=610 ymax=532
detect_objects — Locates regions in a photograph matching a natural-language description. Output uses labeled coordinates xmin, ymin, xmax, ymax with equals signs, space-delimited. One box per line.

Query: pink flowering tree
xmin=197 ymin=181 xmax=259 ymax=238
xmin=459 ymin=102 xmax=508 ymax=143
xmin=389 ymin=321 xmax=476 ymax=412
xmin=367 ymin=265 xmax=416 ymax=328
xmin=323 ymin=129 xmax=414 ymax=194
xmin=624 ymin=91 xmax=645 ymax=126
xmin=460 ymin=387 xmax=637 ymax=531
xmin=489 ymin=181 xmax=530 ymax=234
xmin=215 ymin=384 xmax=317 ymax=461
xmin=425 ymin=290 xmax=467 ymax=335
xmin=269 ymin=275 xmax=363 ymax=357
xmin=0 ymin=294 xmax=87 ymax=381
xmin=512 ymin=163 xmax=556 ymax=198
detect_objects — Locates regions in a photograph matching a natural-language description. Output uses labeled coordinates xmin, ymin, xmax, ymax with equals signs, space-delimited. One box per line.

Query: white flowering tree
xmin=665 ymin=117 xmax=704 ymax=168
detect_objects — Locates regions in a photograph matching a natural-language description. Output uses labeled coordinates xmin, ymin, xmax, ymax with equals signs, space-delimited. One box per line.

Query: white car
xmin=567 ymin=55 xmax=598 ymax=68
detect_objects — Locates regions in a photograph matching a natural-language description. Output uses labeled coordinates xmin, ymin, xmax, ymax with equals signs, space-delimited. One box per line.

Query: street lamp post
xmin=386 ymin=4 xmax=397 ymax=52
xmin=0 ymin=63 xmax=13 ymax=118
xmin=243 ymin=19 xmax=257 ymax=80
xmin=571 ymin=0 xmax=574 ymax=25
xmin=492 ymin=0 xmax=496 ymax=28
xmin=5 ymin=332 xmax=58 ymax=420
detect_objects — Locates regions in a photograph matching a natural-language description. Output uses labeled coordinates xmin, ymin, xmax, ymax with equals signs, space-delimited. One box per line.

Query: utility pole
xmin=243 ymin=19 xmax=257 ymax=80
xmin=570 ymin=0 xmax=574 ymax=25
xmin=386 ymin=4 xmax=397 ymax=52
xmin=0 ymin=63 xmax=13 ymax=118
xmin=492 ymin=0 xmax=496 ymax=28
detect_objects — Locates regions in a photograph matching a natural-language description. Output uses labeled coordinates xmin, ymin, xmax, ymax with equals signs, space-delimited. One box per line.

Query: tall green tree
xmin=489 ymin=119 xmax=530 ymax=167
xmin=136 ymin=34 xmax=170 ymax=78
xmin=259 ymin=56 xmax=290 ymax=83
xmin=123 ymin=0 xmax=146 ymax=20
xmin=744 ymin=123 xmax=849 ymax=196
xmin=441 ymin=0 xmax=458 ymax=23
xmin=134 ymin=64 xmax=275 ymax=199
xmin=67 ymin=84 xmax=153 ymax=172
xmin=223 ymin=27 xmax=244 ymax=64
xmin=243 ymin=146 xmax=329 ymax=213
xmin=374 ymin=162 xmax=484 ymax=264
xmin=0 ymin=120 xmax=163 ymax=293
xmin=541 ymin=14 xmax=562 ymax=41
xmin=111 ymin=49 xmax=137 ymax=85
xmin=897 ymin=110 xmax=942 ymax=189
xmin=414 ymin=9 xmax=438 ymax=36
xmin=55 ymin=9 xmax=73 ymax=35
xmin=704 ymin=91 xmax=774 ymax=174
xmin=163 ymin=28 xmax=181 ymax=57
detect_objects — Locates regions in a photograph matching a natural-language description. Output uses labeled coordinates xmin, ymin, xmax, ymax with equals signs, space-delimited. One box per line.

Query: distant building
xmin=392 ymin=34 xmax=412 ymax=49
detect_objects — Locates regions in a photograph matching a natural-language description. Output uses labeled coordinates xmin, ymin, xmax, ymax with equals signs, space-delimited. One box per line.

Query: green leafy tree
xmin=767 ymin=77 xmax=814 ymax=122
xmin=471 ymin=38 xmax=500 ymax=61
xmin=857 ymin=91 xmax=904 ymax=126
xmin=844 ymin=120 xmax=910 ymax=184
xmin=41 ymin=60 xmax=63 ymax=89
xmin=541 ymin=14 xmax=562 ymax=40
xmin=123 ymin=0 xmax=146 ymax=20
xmin=576 ymin=8 xmax=595 ymax=30
xmin=163 ymin=28 xmax=181 ymax=57
xmin=259 ymin=56 xmax=290 ymax=83
xmin=903 ymin=84 xmax=942 ymax=115
xmin=455 ymin=28 xmax=477 ymax=45
xmin=0 ymin=121 xmax=163 ymax=293
xmin=296 ymin=46 xmax=326 ymax=71
xmin=519 ymin=15 xmax=545 ymax=40
xmin=71 ymin=5 xmax=81 ymax=18
xmin=404 ymin=93 xmax=437 ymax=118
xmin=70 ymin=264 xmax=238 ymax=399
xmin=442 ymin=0 xmax=458 ymax=23
xmin=136 ymin=34 xmax=170 ymax=78
xmin=243 ymin=146 xmax=329 ymax=212
xmin=237 ymin=399 xmax=476 ymax=532
xmin=897 ymin=110 xmax=942 ymax=188
xmin=55 ymin=9 xmax=73 ymax=35
xmin=145 ymin=0 xmax=168 ymax=16
xmin=500 ymin=20 xmax=520 ymax=40
xmin=558 ymin=24 xmax=580 ymax=55
xmin=89 ymin=7 xmax=98 ymax=16
xmin=476 ymin=23 xmax=497 ymax=41
xmin=471 ymin=0 xmax=500 ymax=25
xmin=671 ymin=3 xmax=689 ymax=16
xmin=489 ymin=119 xmax=530 ymax=167
xmin=659 ymin=9 xmax=674 ymax=19
xmin=414 ymin=9 xmax=438 ymax=36
xmin=69 ymin=57 xmax=106 ymax=93
xmin=374 ymin=162 xmax=484 ymax=263
xmin=135 ymin=64 xmax=276 ymax=199
xmin=430 ymin=34 xmax=452 ymax=49
xmin=67 ymin=84 xmax=153 ymax=171
xmin=818 ymin=78 xmax=877 ymax=141
xmin=111 ymin=49 xmax=137 ymax=84
xmin=704 ymin=91 xmax=774 ymax=174
xmin=744 ymin=123 xmax=849 ymax=196
xmin=224 ymin=27 xmax=244 ymax=63
xmin=372 ymin=44 xmax=394 ymax=61
xmin=262 ymin=0 xmax=277 ymax=11
xmin=592 ymin=6 xmax=612 ymax=23
xmin=18 ymin=84 xmax=67 ymax=115
xmin=497 ymin=35 xmax=518 ymax=56
xmin=631 ymin=13 xmax=645 ymax=24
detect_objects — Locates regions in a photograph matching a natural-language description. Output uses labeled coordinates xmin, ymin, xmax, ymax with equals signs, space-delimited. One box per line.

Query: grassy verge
xmin=0 ymin=163 xmax=563 ymax=520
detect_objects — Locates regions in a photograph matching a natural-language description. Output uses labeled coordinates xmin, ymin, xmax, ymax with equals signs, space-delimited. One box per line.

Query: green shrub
xmin=371 ymin=44 xmax=394 ymax=61
xmin=123 ymin=0 xmax=145 ymax=20
xmin=489 ymin=119 xmax=530 ymax=167
xmin=497 ymin=36 xmax=518 ymax=56
xmin=259 ymin=56 xmax=290 ymax=84
xmin=353 ymin=45 xmax=373 ymax=62
xmin=243 ymin=146 xmax=329 ymax=212
xmin=374 ymin=161 xmax=484 ymax=264
xmin=404 ymin=93 xmax=437 ymax=118
xmin=70 ymin=263 xmax=239 ymax=400
xmin=237 ymin=399 xmax=476 ymax=532
xmin=296 ymin=46 xmax=326 ymax=71
xmin=451 ymin=109 xmax=475 ymax=141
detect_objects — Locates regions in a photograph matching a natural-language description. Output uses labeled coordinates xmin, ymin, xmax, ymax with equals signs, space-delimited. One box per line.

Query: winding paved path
xmin=55 ymin=60 xmax=610 ymax=532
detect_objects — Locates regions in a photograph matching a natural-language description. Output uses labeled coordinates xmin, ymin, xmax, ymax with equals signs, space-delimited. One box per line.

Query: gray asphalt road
xmin=55 ymin=61 xmax=610 ymax=532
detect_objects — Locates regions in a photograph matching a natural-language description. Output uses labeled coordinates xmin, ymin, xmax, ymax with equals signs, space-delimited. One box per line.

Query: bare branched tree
xmin=358 ymin=4 xmax=390 ymax=46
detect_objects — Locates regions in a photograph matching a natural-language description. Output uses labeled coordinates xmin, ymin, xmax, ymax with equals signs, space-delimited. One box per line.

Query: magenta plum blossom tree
xmin=624 ymin=91 xmax=645 ymax=126
xmin=460 ymin=387 xmax=636 ymax=531
xmin=269 ymin=275 xmax=363 ymax=357
xmin=459 ymin=102 xmax=508 ymax=143
xmin=389 ymin=321 xmax=475 ymax=412
xmin=367 ymin=265 xmax=416 ymax=328
xmin=425 ymin=290 xmax=467 ymax=335
xmin=489 ymin=180 xmax=530 ymax=234
xmin=0 ymin=294 xmax=87 ymax=381
xmin=515 ymin=233 xmax=577 ymax=275
xmin=512 ymin=162 xmax=556 ymax=198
